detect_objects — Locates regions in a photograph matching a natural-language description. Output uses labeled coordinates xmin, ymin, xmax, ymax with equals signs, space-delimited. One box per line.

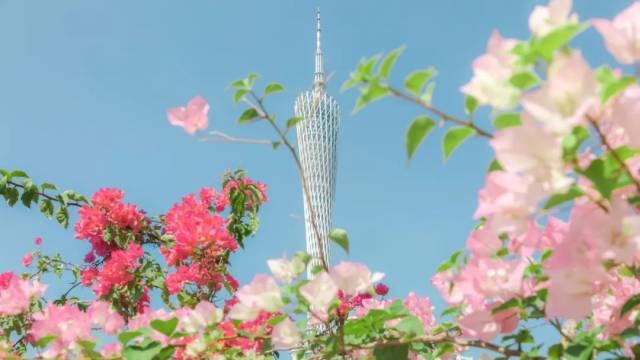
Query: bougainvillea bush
xmin=3 ymin=0 xmax=640 ymax=358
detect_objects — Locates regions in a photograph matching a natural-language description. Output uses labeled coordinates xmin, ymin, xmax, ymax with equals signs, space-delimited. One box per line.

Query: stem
xmin=588 ymin=115 xmax=640 ymax=193
xmin=7 ymin=180 xmax=84 ymax=208
xmin=245 ymin=92 xmax=329 ymax=272
xmin=388 ymin=87 xmax=493 ymax=138
xmin=202 ymin=131 xmax=273 ymax=145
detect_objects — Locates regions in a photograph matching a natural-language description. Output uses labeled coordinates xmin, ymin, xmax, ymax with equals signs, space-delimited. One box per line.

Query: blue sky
xmin=0 ymin=0 xmax=629 ymax=315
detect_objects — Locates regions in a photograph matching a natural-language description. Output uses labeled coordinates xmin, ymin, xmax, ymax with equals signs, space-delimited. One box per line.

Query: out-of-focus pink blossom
xmin=267 ymin=255 xmax=305 ymax=284
xmin=100 ymin=343 xmax=122 ymax=359
xmin=228 ymin=275 xmax=283 ymax=321
xmin=329 ymin=262 xmax=380 ymax=296
xmin=491 ymin=115 xmax=571 ymax=195
xmin=458 ymin=305 xmax=519 ymax=341
xmin=167 ymin=96 xmax=209 ymax=135
xmin=300 ymin=271 xmax=338 ymax=321
xmin=404 ymin=292 xmax=436 ymax=333
xmin=21 ymin=253 xmax=33 ymax=267
xmin=461 ymin=30 xmax=521 ymax=110
xmin=271 ymin=318 xmax=301 ymax=349
xmin=474 ymin=170 xmax=542 ymax=235
xmin=510 ymin=220 xmax=544 ymax=256
xmin=0 ymin=273 xmax=46 ymax=316
xmin=593 ymin=277 xmax=640 ymax=338
xmin=529 ymin=0 xmax=577 ymax=37
xmin=593 ymin=3 xmax=640 ymax=65
xmin=34 ymin=236 xmax=42 ymax=246
xmin=180 ymin=301 xmax=222 ymax=333
xmin=374 ymin=283 xmax=390 ymax=296
xmin=466 ymin=222 xmax=502 ymax=257
xmin=30 ymin=303 xmax=92 ymax=357
xmin=606 ymin=86 xmax=640 ymax=149
xmin=88 ymin=301 xmax=125 ymax=335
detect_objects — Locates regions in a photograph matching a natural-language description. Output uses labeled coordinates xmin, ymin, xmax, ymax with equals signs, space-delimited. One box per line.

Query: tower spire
xmin=313 ymin=8 xmax=325 ymax=90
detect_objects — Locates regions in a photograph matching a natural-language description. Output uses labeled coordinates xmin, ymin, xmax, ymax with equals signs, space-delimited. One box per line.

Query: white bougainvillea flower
xmin=593 ymin=2 xmax=640 ymax=65
xmin=267 ymin=255 xmax=305 ymax=284
xmin=228 ymin=274 xmax=283 ymax=321
xmin=167 ymin=95 xmax=209 ymax=135
xmin=529 ymin=0 xmax=578 ymax=37
xmin=299 ymin=271 xmax=338 ymax=320
xmin=271 ymin=318 xmax=301 ymax=349
xmin=461 ymin=30 xmax=521 ymax=110
xmin=180 ymin=301 xmax=222 ymax=333
xmin=521 ymin=51 xmax=597 ymax=136
xmin=329 ymin=261 xmax=382 ymax=296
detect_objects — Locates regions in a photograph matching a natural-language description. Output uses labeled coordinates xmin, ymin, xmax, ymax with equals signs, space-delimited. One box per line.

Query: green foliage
xmin=373 ymin=345 xmax=409 ymax=360
xmin=150 ymin=318 xmax=178 ymax=337
xmin=621 ymin=294 xmax=640 ymax=316
xmin=436 ymin=250 xmax=463 ymax=273
xmin=122 ymin=339 xmax=164 ymax=360
xmin=378 ymin=46 xmax=405 ymax=79
xmin=442 ymin=127 xmax=475 ymax=161
xmin=405 ymin=116 xmax=436 ymax=160
xmin=264 ymin=82 xmax=286 ymax=96
xmin=353 ymin=82 xmax=391 ymax=113
xmin=404 ymin=68 xmax=437 ymax=97
xmin=237 ymin=108 xmax=259 ymax=124
xmin=329 ymin=228 xmax=349 ymax=254
xmin=533 ymin=23 xmax=587 ymax=62
xmin=509 ymin=71 xmax=540 ymax=90
xmin=463 ymin=95 xmax=479 ymax=115
xmin=286 ymin=116 xmax=304 ymax=129
xmin=562 ymin=126 xmax=590 ymax=162
xmin=578 ymin=146 xmax=637 ymax=199
xmin=543 ymin=186 xmax=584 ymax=210
xmin=595 ymin=65 xmax=636 ymax=103
xmin=493 ymin=113 xmax=521 ymax=129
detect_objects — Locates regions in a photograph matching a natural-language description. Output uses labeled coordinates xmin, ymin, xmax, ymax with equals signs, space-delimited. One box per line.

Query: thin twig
xmin=201 ymin=131 xmax=273 ymax=145
xmin=388 ymin=87 xmax=493 ymax=138
xmin=7 ymin=181 xmax=83 ymax=208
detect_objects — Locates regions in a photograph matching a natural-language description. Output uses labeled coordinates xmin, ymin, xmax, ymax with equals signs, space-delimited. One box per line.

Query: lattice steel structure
xmin=294 ymin=9 xmax=340 ymax=276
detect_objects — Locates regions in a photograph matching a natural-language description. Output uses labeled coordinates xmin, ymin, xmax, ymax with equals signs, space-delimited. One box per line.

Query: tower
xmin=295 ymin=9 xmax=340 ymax=276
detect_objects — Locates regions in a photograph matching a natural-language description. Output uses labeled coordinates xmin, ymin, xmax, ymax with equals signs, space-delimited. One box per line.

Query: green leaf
xmin=621 ymin=294 xmax=640 ymax=316
xmin=264 ymin=83 xmax=286 ymax=96
xmin=562 ymin=126 xmax=590 ymax=161
xmin=487 ymin=159 xmax=503 ymax=172
xmin=122 ymin=340 xmax=164 ymax=360
xmin=374 ymin=345 xmax=409 ymax=360
xmin=378 ymin=46 xmax=405 ymax=79
xmin=491 ymin=298 xmax=521 ymax=314
xmin=420 ymin=82 xmax=436 ymax=104
xmin=39 ymin=199 xmax=54 ymax=218
xmin=510 ymin=71 xmax=540 ymax=90
xmin=533 ymin=23 xmax=587 ymax=61
xmin=353 ymin=82 xmax=390 ymax=112
xmin=548 ymin=344 xmax=564 ymax=359
xmin=34 ymin=335 xmax=56 ymax=348
xmin=150 ymin=318 xmax=178 ymax=337
xmin=442 ymin=127 xmax=475 ymax=161
xmin=394 ymin=314 xmax=424 ymax=336
xmin=579 ymin=147 xmax=637 ymax=199
xmin=436 ymin=250 xmax=463 ymax=273
xmin=8 ymin=170 xmax=28 ymax=179
xmin=56 ymin=207 xmax=69 ymax=228
xmin=493 ymin=113 xmax=521 ymax=129
xmin=464 ymin=95 xmax=479 ymax=115
xmin=405 ymin=116 xmax=436 ymax=160
xmin=237 ymin=108 xmax=259 ymax=124
xmin=286 ymin=116 xmax=304 ymax=129
xmin=118 ymin=331 xmax=144 ymax=345
xmin=595 ymin=65 xmax=636 ymax=103
xmin=328 ymin=228 xmax=349 ymax=254
xmin=404 ymin=67 xmax=437 ymax=96
xmin=543 ymin=186 xmax=584 ymax=210
xmin=41 ymin=182 xmax=57 ymax=191
xmin=564 ymin=343 xmax=593 ymax=360
xmin=271 ymin=141 xmax=281 ymax=150
xmin=4 ymin=187 xmax=18 ymax=206
xmin=233 ymin=89 xmax=249 ymax=104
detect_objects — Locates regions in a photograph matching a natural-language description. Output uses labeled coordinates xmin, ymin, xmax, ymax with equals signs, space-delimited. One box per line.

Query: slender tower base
xmin=295 ymin=9 xmax=340 ymax=277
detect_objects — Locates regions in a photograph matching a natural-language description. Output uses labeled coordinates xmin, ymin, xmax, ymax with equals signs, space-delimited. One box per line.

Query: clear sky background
xmin=0 ymin=0 xmax=630 ymax=317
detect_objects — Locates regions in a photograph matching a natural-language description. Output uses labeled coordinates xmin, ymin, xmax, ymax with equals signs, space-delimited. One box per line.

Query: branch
xmin=388 ymin=87 xmax=494 ymax=138
xmin=588 ymin=115 xmax=640 ymax=193
xmin=7 ymin=180 xmax=84 ymax=208
xmin=201 ymin=131 xmax=273 ymax=145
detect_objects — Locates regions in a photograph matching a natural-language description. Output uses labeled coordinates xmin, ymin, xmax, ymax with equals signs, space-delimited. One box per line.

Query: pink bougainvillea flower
xmin=100 ymin=343 xmax=122 ymax=359
xmin=34 ymin=236 xmax=42 ymax=246
xmin=521 ymin=51 xmax=597 ymax=136
xmin=267 ymin=255 xmax=305 ymax=284
xmin=458 ymin=305 xmax=519 ymax=342
xmin=30 ymin=303 xmax=92 ymax=357
xmin=228 ymin=274 xmax=283 ymax=321
xmin=167 ymin=96 xmax=210 ymax=135
xmin=180 ymin=301 xmax=222 ymax=333
xmin=22 ymin=252 xmax=33 ymax=267
xmin=491 ymin=114 xmax=571 ymax=194
xmin=299 ymin=271 xmax=338 ymax=321
xmin=461 ymin=30 xmax=521 ymax=110
xmin=0 ymin=273 xmax=47 ymax=316
xmin=466 ymin=221 xmax=502 ymax=257
xmin=403 ymin=292 xmax=436 ymax=333
xmin=529 ymin=0 xmax=577 ymax=37
xmin=271 ymin=318 xmax=301 ymax=349
xmin=606 ymin=86 xmax=640 ymax=149
xmin=88 ymin=301 xmax=125 ymax=335
xmin=329 ymin=261 xmax=380 ymax=296
xmin=593 ymin=3 xmax=640 ymax=65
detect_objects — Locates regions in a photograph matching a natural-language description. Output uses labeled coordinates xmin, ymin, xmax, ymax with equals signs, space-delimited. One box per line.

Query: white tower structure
xmin=295 ymin=9 xmax=340 ymax=275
